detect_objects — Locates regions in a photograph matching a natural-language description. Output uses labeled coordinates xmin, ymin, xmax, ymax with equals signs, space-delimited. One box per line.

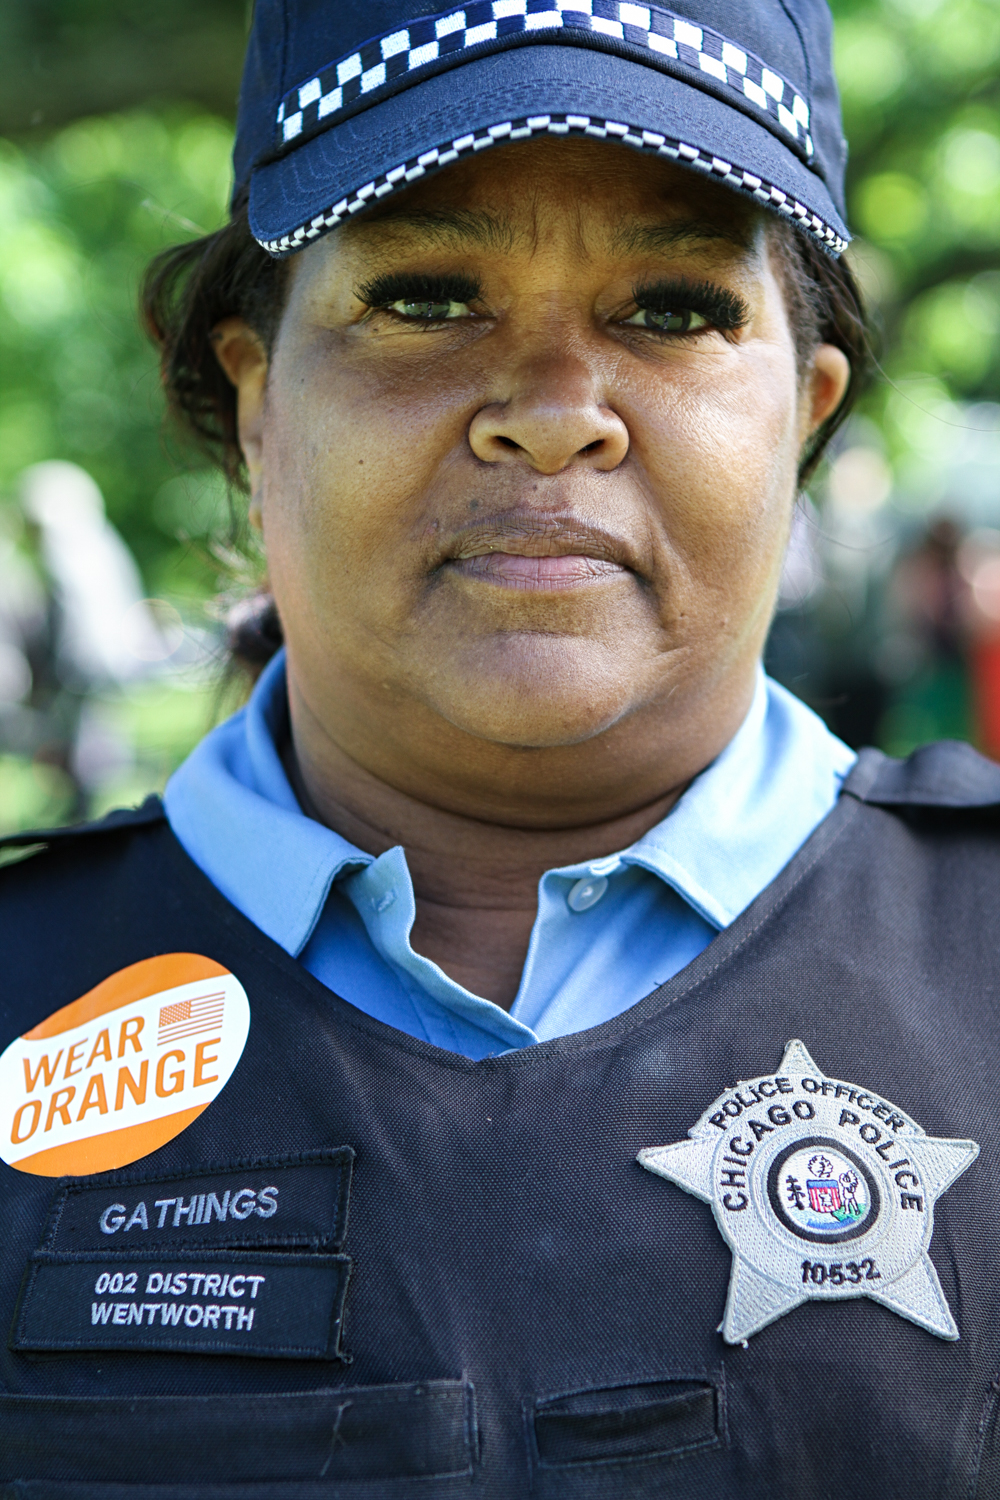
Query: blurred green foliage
xmin=0 ymin=1 xmax=247 ymax=134
xmin=0 ymin=109 xmax=234 ymax=600
xmin=0 ymin=0 xmax=997 ymax=835
xmin=832 ymin=0 xmax=1000 ymax=425
xmin=817 ymin=0 xmax=1000 ymax=759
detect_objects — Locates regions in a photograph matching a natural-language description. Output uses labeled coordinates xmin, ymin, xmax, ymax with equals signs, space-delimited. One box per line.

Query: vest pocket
xmin=528 ymin=1377 xmax=720 ymax=1478
xmin=0 ymin=1379 xmax=475 ymax=1486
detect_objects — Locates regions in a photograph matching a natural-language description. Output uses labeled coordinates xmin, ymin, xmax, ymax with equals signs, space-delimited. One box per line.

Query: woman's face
xmin=224 ymin=136 xmax=848 ymax=813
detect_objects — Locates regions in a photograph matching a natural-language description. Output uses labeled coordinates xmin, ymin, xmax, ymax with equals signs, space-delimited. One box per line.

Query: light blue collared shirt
xmin=164 ymin=651 xmax=855 ymax=1059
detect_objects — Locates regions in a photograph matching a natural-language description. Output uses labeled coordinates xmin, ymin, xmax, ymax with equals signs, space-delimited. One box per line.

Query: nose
xmin=468 ymin=358 xmax=629 ymax=475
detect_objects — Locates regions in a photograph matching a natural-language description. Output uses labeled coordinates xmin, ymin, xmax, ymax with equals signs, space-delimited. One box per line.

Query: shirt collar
xmin=618 ymin=669 xmax=854 ymax=928
xmin=165 ymin=648 xmax=853 ymax=957
xmin=165 ymin=650 xmax=372 ymax=954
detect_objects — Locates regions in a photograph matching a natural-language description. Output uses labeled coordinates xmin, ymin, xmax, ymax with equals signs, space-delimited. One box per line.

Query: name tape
xmin=44 ymin=1150 xmax=354 ymax=1253
xmin=13 ymin=1251 xmax=350 ymax=1361
xmin=0 ymin=954 xmax=250 ymax=1176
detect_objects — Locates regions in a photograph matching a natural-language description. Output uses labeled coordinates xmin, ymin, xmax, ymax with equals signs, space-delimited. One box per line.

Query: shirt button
xmin=567 ymin=876 xmax=608 ymax=913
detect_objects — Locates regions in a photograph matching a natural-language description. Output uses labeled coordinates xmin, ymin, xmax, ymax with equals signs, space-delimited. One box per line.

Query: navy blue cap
xmin=236 ymin=0 xmax=850 ymax=258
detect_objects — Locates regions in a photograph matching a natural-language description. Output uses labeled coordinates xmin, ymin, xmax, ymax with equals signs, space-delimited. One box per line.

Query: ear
xmin=802 ymin=342 xmax=851 ymax=441
xmin=212 ymin=317 xmax=269 ymax=520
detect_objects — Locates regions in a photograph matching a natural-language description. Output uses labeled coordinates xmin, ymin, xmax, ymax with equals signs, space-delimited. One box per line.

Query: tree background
xmin=1 ymin=0 xmax=998 ymax=833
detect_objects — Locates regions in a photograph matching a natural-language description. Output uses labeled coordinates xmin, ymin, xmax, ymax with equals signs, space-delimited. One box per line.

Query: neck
xmin=282 ymin=672 xmax=756 ymax=1009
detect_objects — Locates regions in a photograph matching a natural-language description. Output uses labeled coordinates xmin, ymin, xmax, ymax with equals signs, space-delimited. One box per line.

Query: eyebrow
xmin=344 ymin=207 xmax=516 ymax=253
xmin=345 ymin=206 xmax=755 ymax=261
xmin=610 ymin=216 xmax=754 ymax=255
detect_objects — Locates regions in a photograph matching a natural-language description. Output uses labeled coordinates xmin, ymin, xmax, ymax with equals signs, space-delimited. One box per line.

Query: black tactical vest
xmin=1 ymin=742 xmax=999 ymax=1500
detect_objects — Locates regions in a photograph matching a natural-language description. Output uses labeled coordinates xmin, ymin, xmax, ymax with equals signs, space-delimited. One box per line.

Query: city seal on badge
xmin=637 ymin=1040 xmax=979 ymax=1345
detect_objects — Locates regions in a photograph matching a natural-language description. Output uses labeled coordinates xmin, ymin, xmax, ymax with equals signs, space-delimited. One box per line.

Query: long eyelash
xmin=630 ymin=278 xmax=749 ymax=331
xmin=356 ymin=271 xmax=483 ymax=308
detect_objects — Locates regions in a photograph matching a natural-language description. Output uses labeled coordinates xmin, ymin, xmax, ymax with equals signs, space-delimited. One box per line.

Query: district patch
xmin=41 ymin=1148 xmax=354 ymax=1253
xmin=12 ymin=1250 xmax=350 ymax=1360
xmin=638 ymin=1039 xmax=979 ymax=1344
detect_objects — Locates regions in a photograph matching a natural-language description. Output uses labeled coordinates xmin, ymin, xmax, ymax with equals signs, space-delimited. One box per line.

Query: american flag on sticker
xmin=158 ymin=992 xmax=225 ymax=1046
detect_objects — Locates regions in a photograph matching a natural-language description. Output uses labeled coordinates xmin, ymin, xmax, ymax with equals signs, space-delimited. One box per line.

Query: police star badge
xmin=638 ymin=1040 xmax=979 ymax=1344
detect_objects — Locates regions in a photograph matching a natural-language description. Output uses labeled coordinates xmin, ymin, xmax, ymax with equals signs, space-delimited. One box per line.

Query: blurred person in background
xmin=876 ymin=517 xmax=1000 ymax=759
xmin=958 ymin=525 xmax=1000 ymax=759
xmin=879 ymin=516 xmax=972 ymax=750
xmin=0 ymin=499 xmax=46 ymax=764
xmin=1 ymin=1 xmax=999 ymax=1496
xmin=0 ymin=462 xmax=167 ymax=820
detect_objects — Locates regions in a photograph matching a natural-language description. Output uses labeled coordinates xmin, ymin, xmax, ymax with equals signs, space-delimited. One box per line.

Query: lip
xmin=440 ymin=515 xmax=637 ymax=592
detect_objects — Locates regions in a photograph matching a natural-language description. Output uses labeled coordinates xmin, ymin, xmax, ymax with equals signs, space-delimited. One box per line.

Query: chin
xmin=425 ymin=636 xmax=642 ymax=749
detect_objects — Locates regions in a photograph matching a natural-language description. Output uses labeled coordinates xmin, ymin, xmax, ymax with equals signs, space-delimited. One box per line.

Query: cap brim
xmin=249 ymin=45 xmax=848 ymax=256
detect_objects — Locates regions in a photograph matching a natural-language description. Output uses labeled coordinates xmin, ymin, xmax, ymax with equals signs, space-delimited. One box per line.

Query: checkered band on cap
xmin=257 ymin=113 xmax=847 ymax=259
xmin=274 ymin=0 xmax=814 ymax=163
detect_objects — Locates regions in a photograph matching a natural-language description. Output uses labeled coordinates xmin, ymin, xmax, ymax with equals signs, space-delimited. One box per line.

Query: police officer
xmin=1 ymin=1 xmax=998 ymax=1495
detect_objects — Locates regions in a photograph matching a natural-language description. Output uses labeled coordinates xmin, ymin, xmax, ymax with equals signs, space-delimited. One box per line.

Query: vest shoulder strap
xmin=0 ymin=795 xmax=167 ymax=856
xmin=843 ymin=740 xmax=1000 ymax=808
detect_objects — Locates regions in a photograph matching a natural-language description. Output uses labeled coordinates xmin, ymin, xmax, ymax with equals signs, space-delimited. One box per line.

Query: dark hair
xmin=143 ymin=196 xmax=290 ymax=491
xmin=142 ymin=191 xmax=870 ymax=669
xmin=768 ymin=223 xmax=871 ymax=483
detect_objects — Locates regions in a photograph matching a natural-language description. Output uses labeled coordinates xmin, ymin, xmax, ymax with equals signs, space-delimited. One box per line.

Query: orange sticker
xmin=0 ymin=954 xmax=250 ymax=1177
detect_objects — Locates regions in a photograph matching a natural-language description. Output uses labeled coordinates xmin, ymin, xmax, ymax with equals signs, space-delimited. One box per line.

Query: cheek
xmin=258 ymin=335 xmax=471 ymax=624
xmin=635 ymin=345 xmax=800 ymax=597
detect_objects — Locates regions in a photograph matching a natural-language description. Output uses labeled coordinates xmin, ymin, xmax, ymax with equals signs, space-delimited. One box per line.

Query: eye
xmin=621 ymin=280 xmax=750 ymax=338
xmin=388 ymin=298 xmax=472 ymax=321
xmin=622 ymin=307 xmax=710 ymax=333
xmin=356 ymin=271 xmax=483 ymax=324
